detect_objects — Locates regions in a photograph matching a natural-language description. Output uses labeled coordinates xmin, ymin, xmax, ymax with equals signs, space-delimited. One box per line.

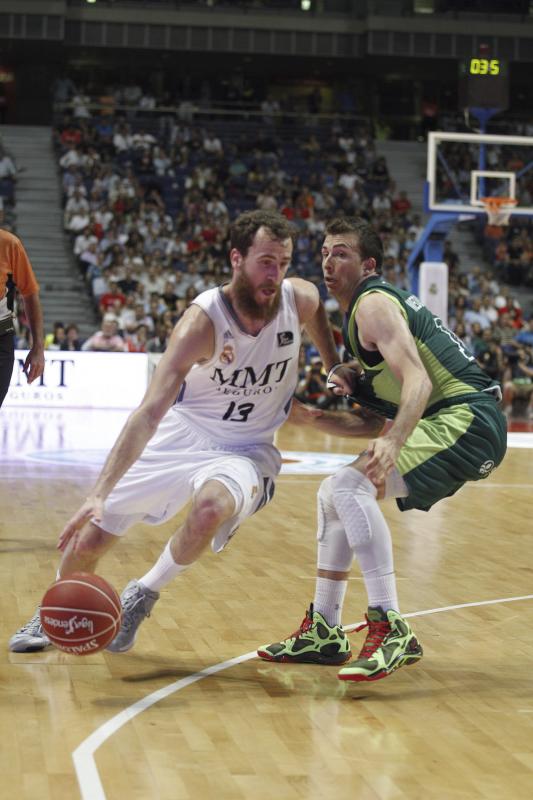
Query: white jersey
xmin=173 ymin=281 xmax=301 ymax=446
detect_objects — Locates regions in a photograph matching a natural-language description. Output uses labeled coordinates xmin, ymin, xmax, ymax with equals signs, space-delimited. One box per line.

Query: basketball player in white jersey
xmin=10 ymin=210 xmax=346 ymax=653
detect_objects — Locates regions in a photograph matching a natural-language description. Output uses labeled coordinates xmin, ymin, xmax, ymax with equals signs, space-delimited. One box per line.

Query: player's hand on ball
xmin=57 ymin=495 xmax=104 ymax=551
xmin=326 ymin=361 xmax=363 ymax=396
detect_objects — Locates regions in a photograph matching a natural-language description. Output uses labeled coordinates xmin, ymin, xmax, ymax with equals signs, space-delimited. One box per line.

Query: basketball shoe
xmin=9 ymin=608 xmax=51 ymax=653
xmin=106 ymin=580 xmax=160 ymax=653
xmin=338 ymin=607 xmax=423 ymax=682
xmin=257 ymin=603 xmax=351 ymax=665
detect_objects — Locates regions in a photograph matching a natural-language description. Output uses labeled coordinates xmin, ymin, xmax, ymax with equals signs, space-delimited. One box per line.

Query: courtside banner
xmin=5 ymin=351 xmax=148 ymax=408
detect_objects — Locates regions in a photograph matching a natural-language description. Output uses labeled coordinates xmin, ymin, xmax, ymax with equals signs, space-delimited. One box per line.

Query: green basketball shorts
xmin=395 ymin=396 xmax=507 ymax=512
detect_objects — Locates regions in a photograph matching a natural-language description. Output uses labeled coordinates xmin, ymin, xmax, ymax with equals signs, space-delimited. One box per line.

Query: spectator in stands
xmin=503 ymin=346 xmax=533 ymax=417
xmin=118 ymin=295 xmax=138 ymax=333
xmin=99 ymin=280 xmax=127 ymax=316
xmin=0 ymin=145 xmax=17 ymax=180
xmin=454 ymin=322 xmax=471 ymax=350
xmin=125 ymin=323 xmax=149 ymax=353
xmin=147 ymin=320 xmax=171 ymax=353
xmin=497 ymin=313 xmax=519 ymax=352
xmin=514 ymin=318 xmax=533 ymax=349
xmin=81 ymin=317 xmax=126 ymax=352
xmin=203 ymin=130 xmax=223 ymax=156
xmin=372 ymin=190 xmax=391 ymax=215
xmin=295 ymin=357 xmax=334 ymax=409
xmin=74 ymin=226 xmax=98 ymax=261
xmin=370 ymin=156 xmax=390 ymax=191
xmin=470 ymin=322 xmax=485 ymax=356
xmin=139 ymin=91 xmax=156 ymax=113
xmin=64 ymin=188 xmax=89 ymax=230
xmin=480 ymin=294 xmax=499 ymax=326
xmin=59 ymin=143 xmax=83 ymax=171
xmin=117 ymin=266 xmax=139 ymax=296
xmin=392 ymin=190 xmax=412 ymax=219
xmin=72 ymin=90 xmax=91 ymax=120
xmin=495 ymin=292 xmax=523 ymax=328
xmin=123 ymin=302 xmax=154 ymax=336
xmin=44 ymin=320 xmax=65 ymax=350
xmin=477 ymin=328 xmax=504 ymax=384
xmin=61 ymin=324 xmax=83 ymax=351
xmin=113 ymin=123 xmax=133 ymax=154
xmin=46 ymin=324 xmax=66 ymax=351
xmin=407 ymin=214 xmax=424 ymax=240
xmin=442 ymin=240 xmax=460 ymax=272
xmin=464 ymin=297 xmax=491 ymax=331
xmin=160 ymin=280 xmax=179 ymax=311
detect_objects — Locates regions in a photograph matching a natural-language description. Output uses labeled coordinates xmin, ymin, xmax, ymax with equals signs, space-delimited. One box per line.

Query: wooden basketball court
xmin=2 ymin=414 xmax=533 ymax=800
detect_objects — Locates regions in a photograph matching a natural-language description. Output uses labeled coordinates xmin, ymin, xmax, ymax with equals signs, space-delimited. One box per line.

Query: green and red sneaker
xmin=338 ymin=606 xmax=423 ymax=682
xmin=257 ymin=603 xmax=351 ymax=666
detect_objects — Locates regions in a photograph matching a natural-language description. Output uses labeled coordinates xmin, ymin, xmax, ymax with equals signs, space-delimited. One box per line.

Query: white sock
xmin=360 ymin=566 xmax=399 ymax=612
xmin=313 ymin=577 xmax=348 ymax=627
xmin=355 ymin=536 xmax=399 ymax=611
xmin=139 ymin=540 xmax=190 ymax=592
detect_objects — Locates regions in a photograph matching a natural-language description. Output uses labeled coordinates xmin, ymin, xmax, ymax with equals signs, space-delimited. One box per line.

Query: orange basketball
xmin=40 ymin=572 xmax=122 ymax=655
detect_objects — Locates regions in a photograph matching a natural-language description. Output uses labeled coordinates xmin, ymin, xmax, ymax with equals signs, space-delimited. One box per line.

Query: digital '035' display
xmin=469 ymin=58 xmax=501 ymax=75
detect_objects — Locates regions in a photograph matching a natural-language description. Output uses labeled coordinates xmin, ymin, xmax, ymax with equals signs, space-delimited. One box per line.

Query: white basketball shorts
xmin=97 ymin=407 xmax=281 ymax=551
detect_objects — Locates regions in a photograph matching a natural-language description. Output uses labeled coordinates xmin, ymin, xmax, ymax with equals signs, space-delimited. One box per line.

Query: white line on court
xmin=73 ymin=592 xmax=533 ymax=800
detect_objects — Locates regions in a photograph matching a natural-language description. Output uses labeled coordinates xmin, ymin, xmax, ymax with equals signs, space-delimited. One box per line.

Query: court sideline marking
xmin=73 ymin=592 xmax=533 ymax=800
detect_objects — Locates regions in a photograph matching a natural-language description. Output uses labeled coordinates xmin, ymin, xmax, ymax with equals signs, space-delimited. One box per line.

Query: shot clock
xmin=458 ymin=55 xmax=509 ymax=110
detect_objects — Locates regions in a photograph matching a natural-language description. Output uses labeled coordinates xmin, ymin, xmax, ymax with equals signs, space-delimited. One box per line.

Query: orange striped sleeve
xmin=5 ymin=231 xmax=39 ymax=296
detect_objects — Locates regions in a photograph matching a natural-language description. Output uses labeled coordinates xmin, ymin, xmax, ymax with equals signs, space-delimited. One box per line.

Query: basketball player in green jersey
xmin=258 ymin=216 xmax=507 ymax=682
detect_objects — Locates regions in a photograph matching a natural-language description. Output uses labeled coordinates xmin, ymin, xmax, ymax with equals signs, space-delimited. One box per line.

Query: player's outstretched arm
xmin=290 ymin=277 xmax=339 ymax=372
xmin=288 ymin=398 xmax=385 ymax=438
xmin=58 ymin=306 xmax=215 ymax=550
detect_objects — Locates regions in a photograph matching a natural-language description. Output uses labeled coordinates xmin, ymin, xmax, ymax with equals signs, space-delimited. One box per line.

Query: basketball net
xmin=480 ymin=197 xmax=517 ymax=227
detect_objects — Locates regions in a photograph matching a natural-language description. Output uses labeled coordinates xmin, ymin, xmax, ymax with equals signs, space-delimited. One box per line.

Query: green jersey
xmin=342 ymin=276 xmax=500 ymax=419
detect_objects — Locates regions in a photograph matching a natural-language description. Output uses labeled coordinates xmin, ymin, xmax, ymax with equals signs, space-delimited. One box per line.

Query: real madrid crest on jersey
xmin=219 ymin=343 xmax=235 ymax=364
xmin=220 ymin=329 xmax=235 ymax=364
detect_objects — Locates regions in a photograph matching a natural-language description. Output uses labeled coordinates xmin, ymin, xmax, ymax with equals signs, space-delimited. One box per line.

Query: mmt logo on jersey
xmin=210 ymin=358 xmax=293 ymax=395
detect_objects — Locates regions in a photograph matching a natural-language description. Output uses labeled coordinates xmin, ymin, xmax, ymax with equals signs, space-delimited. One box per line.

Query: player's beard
xmin=232 ymin=271 xmax=282 ymax=322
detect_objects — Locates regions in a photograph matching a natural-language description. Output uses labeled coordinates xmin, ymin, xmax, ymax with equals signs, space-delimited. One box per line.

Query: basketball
xmin=40 ymin=572 xmax=122 ymax=655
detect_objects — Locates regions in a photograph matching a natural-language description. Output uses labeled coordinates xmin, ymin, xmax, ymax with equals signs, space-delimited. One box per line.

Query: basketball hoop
xmin=480 ymin=196 xmax=517 ymax=226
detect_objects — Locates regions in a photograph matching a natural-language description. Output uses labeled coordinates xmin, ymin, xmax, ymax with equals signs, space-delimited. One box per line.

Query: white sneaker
xmin=9 ymin=609 xmax=51 ymax=653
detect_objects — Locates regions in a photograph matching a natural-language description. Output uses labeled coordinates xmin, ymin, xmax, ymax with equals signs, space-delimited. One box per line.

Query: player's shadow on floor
xmin=95 ymin=654 xmax=533 ymax=706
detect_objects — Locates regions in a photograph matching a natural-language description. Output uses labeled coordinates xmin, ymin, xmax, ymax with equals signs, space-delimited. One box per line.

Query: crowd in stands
xmin=51 ymin=85 xmax=419 ymax=353
xmin=10 ymin=82 xmax=533 ymax=418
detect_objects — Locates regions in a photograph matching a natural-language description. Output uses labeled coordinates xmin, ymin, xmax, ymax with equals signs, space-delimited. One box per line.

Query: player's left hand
xmin=23 ymin=346 xmax=45 ymax=384
xmin=57 ymin=495 xmax=104 ymax=551
xmin=365 ymin=435 xmax=401 ymax=486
